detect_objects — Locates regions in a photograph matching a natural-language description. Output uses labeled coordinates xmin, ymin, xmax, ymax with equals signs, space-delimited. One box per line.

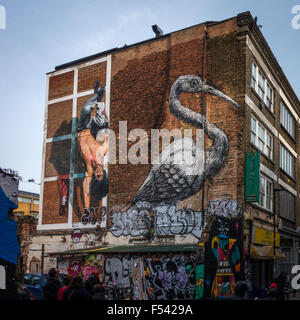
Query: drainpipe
xmin=41 ymin=244 xmax=45 ymax=274
xmin=201 ymin=28 xmax=208 ymax=229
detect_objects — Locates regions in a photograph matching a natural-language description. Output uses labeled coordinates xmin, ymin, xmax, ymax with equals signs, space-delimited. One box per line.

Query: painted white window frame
xmin=280 ymin=100 xmax=295 ymax=139
xmin=280 ymin=143 xmax=295 ymax=178
xmin=38 ymin=55 xmax=112 ymax=231
xmin=251 ymin=62 xmax=274 ymax=112
xmin=250 ymin=115 xmax=273 ymax=159
xmin=257 ymin=173 xmax=273 ymax=212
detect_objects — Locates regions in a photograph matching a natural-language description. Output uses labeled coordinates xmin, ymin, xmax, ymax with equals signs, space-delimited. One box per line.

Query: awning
xmin=250 ymin=244 xmax=286 ymax=260
xmin=49 ymin=244 xmax=197 ymax=257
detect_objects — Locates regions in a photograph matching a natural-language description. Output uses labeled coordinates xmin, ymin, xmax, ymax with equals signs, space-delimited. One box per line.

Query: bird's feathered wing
xmin=132 ymin=137 xmax=204 ymax=206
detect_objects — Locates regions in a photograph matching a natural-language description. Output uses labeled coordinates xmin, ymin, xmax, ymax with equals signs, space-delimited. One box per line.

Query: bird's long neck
xmin=169 ymin=87 xmax=229 ymax=180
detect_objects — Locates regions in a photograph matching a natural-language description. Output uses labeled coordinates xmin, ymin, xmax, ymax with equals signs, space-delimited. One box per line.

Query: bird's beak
xmin=204 ymin=83 xmax=240 ymax=108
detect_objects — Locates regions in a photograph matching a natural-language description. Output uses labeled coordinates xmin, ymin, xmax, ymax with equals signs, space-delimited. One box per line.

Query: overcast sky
xmin=0 ymin=0 xmax=299 ymax=194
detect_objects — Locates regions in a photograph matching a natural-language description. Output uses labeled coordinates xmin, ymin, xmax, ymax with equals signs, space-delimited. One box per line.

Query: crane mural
xmin=110 ymin=75 xmax=241 ymax=239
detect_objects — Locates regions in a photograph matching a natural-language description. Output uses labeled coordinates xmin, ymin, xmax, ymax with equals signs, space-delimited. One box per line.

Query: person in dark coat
xmin=228 ymin=281 xmax=249 ymax=300
xmin=63 ymin=276 xmax=92 ymax=300
xmin=43 ymin=268 xmax=61 ymax=300
xmin=92 ymin=284 xmax=106 ymax=300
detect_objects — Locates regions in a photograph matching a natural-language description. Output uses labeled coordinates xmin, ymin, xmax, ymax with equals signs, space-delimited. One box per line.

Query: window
xmin=250 ymin=116 xmax=273 ymax=159
xmin=280 ymin=101 xmax=295 ymax=138
xmin=18 ymin=197 xmax=31 ymax=204
xmin=252 ymin=63 xmax=257 ymax=89
xmin=280 ymin=189 xmax=295 ymax=222
xmin=280 ymin=144 xmax=295 ymax=178
xmin=258 ymin=71 xmax=265 ymax=100
xmin=258 ymin=174 xmax=273 ymax=211
xmin=266 ymin=83 xmax=273 ymax=110
xmin=251 ymin=62 xmax=274 ymax=111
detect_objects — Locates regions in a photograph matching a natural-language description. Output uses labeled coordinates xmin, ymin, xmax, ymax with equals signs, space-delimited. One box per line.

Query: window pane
xmin=251 ymin=133 xmax=256 ymax=144
xmin=258 ymin=124 xmax=265 ymax=140
xmin=251 ymin=117 xmax=256 ymax=132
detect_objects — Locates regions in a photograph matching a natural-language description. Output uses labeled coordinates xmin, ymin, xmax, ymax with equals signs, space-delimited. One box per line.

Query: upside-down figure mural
xmin=77 ymin=81 xmax=109 ymax=221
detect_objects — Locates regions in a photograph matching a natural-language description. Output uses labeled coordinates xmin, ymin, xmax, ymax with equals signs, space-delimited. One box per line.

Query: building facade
xmin=14 ymin=190 xmax=39 ymax=218
xmin=33 ymin=11 xmax=299 ymax=299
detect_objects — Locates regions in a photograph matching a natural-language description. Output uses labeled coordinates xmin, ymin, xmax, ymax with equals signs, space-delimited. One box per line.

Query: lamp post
xmin=273 ymin=188 xmax=283 ymax=277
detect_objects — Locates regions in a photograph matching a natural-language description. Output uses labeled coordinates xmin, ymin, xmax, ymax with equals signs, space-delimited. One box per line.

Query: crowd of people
xmin=43 ymin=267 xmax=106 ymax=301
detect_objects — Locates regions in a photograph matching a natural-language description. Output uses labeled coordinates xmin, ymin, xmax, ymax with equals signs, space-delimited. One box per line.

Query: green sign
xmin=245 ymin=151 xmax=260 ymax=202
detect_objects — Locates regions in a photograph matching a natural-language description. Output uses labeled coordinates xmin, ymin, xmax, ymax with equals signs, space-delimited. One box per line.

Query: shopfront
xmin=248 ymin=226 xmax=286 ymax=299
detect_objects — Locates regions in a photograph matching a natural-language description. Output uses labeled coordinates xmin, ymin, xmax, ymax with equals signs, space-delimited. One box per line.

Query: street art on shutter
xmin=144 ymin=255 xmax=196 ymax=300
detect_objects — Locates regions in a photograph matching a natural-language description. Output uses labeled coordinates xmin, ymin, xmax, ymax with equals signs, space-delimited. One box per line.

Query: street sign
xmin=245 ymin=151 xmax=260 ymax=203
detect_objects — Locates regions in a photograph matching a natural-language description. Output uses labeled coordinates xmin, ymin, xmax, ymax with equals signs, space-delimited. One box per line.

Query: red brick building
xmin=35 ymin=11 xmax=299 ymax=299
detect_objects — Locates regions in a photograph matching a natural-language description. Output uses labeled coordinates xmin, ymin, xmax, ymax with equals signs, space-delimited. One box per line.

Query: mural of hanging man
xmin=77 ymin=80 xmax=109 ymax=222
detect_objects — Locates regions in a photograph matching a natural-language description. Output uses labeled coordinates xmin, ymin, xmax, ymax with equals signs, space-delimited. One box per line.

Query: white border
xmin=38 ymin=55 xmax=111 ymax=231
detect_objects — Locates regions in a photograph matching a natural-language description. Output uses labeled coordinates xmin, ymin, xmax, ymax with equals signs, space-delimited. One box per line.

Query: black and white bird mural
xmin=133 ymin=75 xmax=240 ymax=206
xmin=110 ymin=75 xmax=240 ymax=238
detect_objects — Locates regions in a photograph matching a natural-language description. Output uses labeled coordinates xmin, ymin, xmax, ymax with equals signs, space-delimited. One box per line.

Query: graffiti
xmin=67 ymin=261 xmax=82 ymax=277
xmin=155 ymin=205 xmax=202 ymax=238
xmin=77 ymin=80 xmax=109 ymax=221
xmin=204 ymin=216 xmax=243 ymax=299
xmin=110 ymin=204 xmax=203 ymax=238
xmin=206 ymin=199 xmax=242 ymax=217
xmin=144 ymin=255 xmax=195 ymax=300
xmin=104 ymin=257 xmax=137 ymax=289
xmin=132 ymin=258 xmax=148 ymax=300
xmin=82 ymin=265 xmax=96 ymax=281
xmin=195 ymin=243 xmax=205 ymax=299
xmin=110 ymin=208 xmax=150 ymax=237
xmin=48 ymin=257 xmax=57 ymax=270
xmin=57 ymin=258 xmax=69 ymax=275
xmin=81 ymin=206 xmax=107 ymax=225
xmin=71 ymin=229 xmax=83 ymax=243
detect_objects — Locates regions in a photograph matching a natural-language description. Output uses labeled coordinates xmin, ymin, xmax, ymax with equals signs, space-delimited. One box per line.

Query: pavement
xmin=288 ymin=290 xmax=300 ymax=300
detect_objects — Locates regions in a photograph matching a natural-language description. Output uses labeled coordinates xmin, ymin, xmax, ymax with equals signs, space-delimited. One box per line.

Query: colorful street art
xmin=204 ymin=216 xmax=243 ymax=299
xmin=67 ymin=260 xmax=82 ymax=277
xmin=144 ymin=255 xmax=196 ymax=300
xmin=71 ymin=229 xmax=83 ymax=243
xmin=77 ymin=80 xmax=109 ymax=223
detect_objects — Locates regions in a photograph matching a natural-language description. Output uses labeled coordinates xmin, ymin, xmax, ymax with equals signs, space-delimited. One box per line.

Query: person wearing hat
xmin=84 ymin=260 xmax=102 ymax=296
xmin=77 ymin=81 xmax=109 ymax=218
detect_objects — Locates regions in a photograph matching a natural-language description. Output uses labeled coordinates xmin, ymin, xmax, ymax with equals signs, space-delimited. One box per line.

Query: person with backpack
xmin=63 ymin=276 xmax=92 ymax=300
xmin=57 ymin=275 xmax=72 ymax=300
